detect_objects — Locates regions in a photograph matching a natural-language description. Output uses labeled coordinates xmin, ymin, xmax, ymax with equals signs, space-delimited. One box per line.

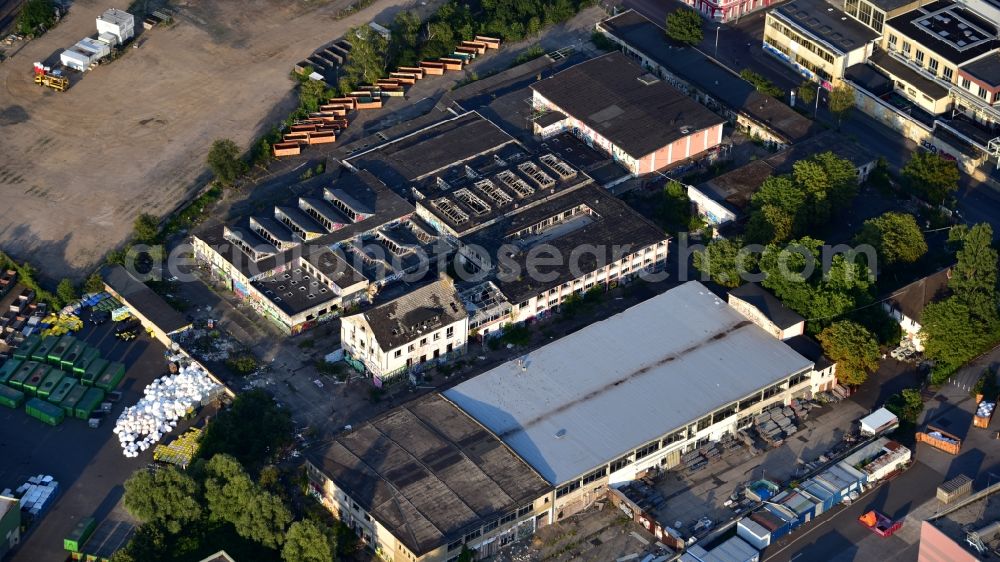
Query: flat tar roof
xmin=102 ymin=265 xmax=191 ymax=334
xmin=307 ymin=393 xmax=550 ymax=556
xmin=346 ymin=112 xmax=517 ymax=191
xmin=444 ymin=281 xmax=815 ymax=485
xmin=599 ymin=11 xmax=816 ymax=144
xmin=466 ymin=182 xmax=668 ymax=304
xmin=961 ymin=53 xmax=1000 ymax=87
xmin=773 ymin=0 xmax=880 ymax=54
xmin=886 ymin=1 xmax=999 ymax=66
xmin=531 ymin=51 xmax=724 ymax=159
xmin=868 ymin=51 xmax=949 ymax=100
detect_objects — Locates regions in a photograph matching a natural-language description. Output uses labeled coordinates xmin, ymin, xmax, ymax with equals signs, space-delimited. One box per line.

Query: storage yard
xmin=0 ymin=306 xmax=209 ymax=561
xmin=0 ymin=0 xmax=427 ymax=280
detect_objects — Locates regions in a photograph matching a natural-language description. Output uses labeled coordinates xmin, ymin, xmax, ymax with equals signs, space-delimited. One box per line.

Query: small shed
xmin=937 ymin=474 xmax=973 ymax=504
xmin=860 ymin=408 xmax=899 ymax=435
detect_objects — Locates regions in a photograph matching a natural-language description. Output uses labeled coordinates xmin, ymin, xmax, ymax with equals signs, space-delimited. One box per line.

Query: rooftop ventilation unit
xmin=539 ymin=154 xmax=577 ymax=180
xmin=453 ymin=188 xmax=492 ymax=216
xmin=436 ymin=176 xmax=451 ymax=191
xmin=431 ymin=197 xmax=470 ymax=225
xmin=496 ymin=170 xmax=535 ymax=198
xmin=493 ymin=154 xmax=507 ymax=167
xmin=465 ymin=164 xmax=479 ymax=179
xmin=474 ymin=178 xmax=513 ymax=207
xmin=517 ymin=162 xmax=556 ymax=189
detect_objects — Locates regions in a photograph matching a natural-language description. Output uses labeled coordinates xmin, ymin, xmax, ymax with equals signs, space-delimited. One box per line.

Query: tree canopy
xmin=693 ymin=237 xmax=754 ymax=288
xmin=204 ymin=454 xmax=293 ymax=550
xmin=666 ymin=8 xmax=703 ymax=45
xmin=123 ymin=467 xmax=202 ymax=534
xmin=886 ymin=388 xmax=923 ymax=424
xmin=198 ymin=389 xmax=294 ymax=471
xmin=920 ymin=223 xmax=1000 ymax=382
xmin=759 ymin=237 xmax=872 ymax=329
xmin=57 ymin=278 xmax=77 ymax=307
xmin=206 ymin=139 xmax=248 ymax=186
xmin=827 ymin=85 xmax=855 ymax=124
xmin=745 ymin=152 xmax=858 ymax=244
xmin=855 ymin=212 xmax=928 ymax=266
xmin=817 ymin=321 xmax=879 ymax=385
xmin=339 ymin=25 xmax=390 ymax=94
xmin=282 ymin=520 xmax=337 ymax=562
xmin=902 ymin=151 xmax=960 ymax=204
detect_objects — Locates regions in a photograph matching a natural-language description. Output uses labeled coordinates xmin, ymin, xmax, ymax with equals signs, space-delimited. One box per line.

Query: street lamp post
xmin=715 ymin=26 xmax=721 ymax=59
xmin=814 ymin=84 xmax=821 ymax=118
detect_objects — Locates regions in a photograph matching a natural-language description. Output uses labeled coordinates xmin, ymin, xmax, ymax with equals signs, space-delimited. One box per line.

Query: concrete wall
xmin=728 ymin=294 xmax=805 ymax=341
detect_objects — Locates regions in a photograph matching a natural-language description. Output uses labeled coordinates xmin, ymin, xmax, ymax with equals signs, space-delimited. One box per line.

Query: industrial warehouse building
xmin=191 ymin=169 xmax=438 ymax=334
xmin=348 ymin=110 xmax=670 ymax=338
xmin=307 ymin=281 xmax=840 ymax=561
xmin=530 ymin=52 xmax=726 ymax=175
xmin=305 ymin=393 xmax=551 ymax=562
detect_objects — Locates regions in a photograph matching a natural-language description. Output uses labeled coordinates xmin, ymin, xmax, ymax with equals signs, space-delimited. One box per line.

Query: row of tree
xmin=920 ymin=223 xmax=1000 ymax=383
xmin=337 ymin=0 xmax=593 ymax=94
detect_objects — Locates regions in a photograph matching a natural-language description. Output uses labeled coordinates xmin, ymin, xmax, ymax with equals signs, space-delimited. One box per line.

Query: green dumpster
xmin=64 ymin=516 xmax=97 ymax=552
xmin=61 ymin=384 xmax=88 ymax=416
xmin=31 ymin=336 xmax=57 ymax=362
xmin=8 ymin=360 xmax=38 ymax=390
xmin=74 ymin=347 xmax=101 ymax=375
xmin=14 ymin=334 xmax=41 ymax=361
xmin=37 ymin=369 xmax=65 ymax=399
xmin=48 ymin=335 xmax=76 ymax=365
xmin=0 ymin=385 xmax=25 ymax=408
xmin=0 ymin=359 xmax=22 ymax=385
xmin=48 ymin=377 xmax=77 ymax=404
xmin=60 ymin=341 xmax=88 ymax=371
xmin=23 ymin=363 xmax=50 ymax=396
xmin=82 ymin=359 xmax=108 ymax=386
xmin=74 ymin=387 xmax=105 ymax=420
xmin=25 ymin=397 xmax=64 ymax=426
xmin=95 ymin=362 xmax=125 ymax=392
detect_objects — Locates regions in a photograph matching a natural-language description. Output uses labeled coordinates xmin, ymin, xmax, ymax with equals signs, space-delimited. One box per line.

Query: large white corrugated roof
xmin=444 ymin=281 xmax=814 ymax=485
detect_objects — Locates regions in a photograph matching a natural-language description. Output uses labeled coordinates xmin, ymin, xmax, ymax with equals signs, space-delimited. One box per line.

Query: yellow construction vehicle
xmin=34 ymin=72 xmax=68 ymax=92
xmin=32 ymin=62 xmax=68 ymax=92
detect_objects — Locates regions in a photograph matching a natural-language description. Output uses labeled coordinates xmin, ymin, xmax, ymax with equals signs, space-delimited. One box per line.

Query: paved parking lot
xmin=654 ymin=399 xmax=868 ymax=534
xmin=0 ymin=311 xmax=181 ymax=561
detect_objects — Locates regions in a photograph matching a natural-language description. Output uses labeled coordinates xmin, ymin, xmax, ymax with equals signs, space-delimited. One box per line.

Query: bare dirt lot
xmin=0 ymin=0 xmax=414 ymax=282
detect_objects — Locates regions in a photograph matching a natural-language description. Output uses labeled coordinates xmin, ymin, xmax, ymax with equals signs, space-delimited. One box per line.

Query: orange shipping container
xmin=273 ymin=142 xmax=302 ymax=157
xmin=355 ymin=99 xmax=383 ymax=110
xmin=389 ymin=73 xmax=417 ymax=85
xmin=397 ymin=66 xmax=425 ymax=78
xmin=461 ymin=41 xmax=488 ymax=54
xmin=419 ymin=61 xmax=445 ymax=75
xmin=475 ymin=35 xmax=501 ymax=48
xmin=308 ymin=132 xmax=336 ymax=145
xmin=328 ymin=97 xmax=357 ymax=109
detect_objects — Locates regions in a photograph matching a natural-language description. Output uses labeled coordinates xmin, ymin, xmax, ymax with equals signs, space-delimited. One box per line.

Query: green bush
xmin=16 ymin=0 xmax=55 ymax=36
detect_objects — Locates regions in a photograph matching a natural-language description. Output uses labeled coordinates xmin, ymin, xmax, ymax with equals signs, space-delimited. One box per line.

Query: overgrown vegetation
xmin=827 ymin=84 xmax=856 ymax=126
xmin=16 ymin=0 xmax=56 ymax=36
xmin=854 ymin=212 xmax=928 ymax=267
xmin=740 ymin=69 xmax=784 ymax=98
xmin=197 ymin=390 xmax=294 ymax=472
xmin=665 ymin=8 xmax=703 ymax=45
xmin=226 ymin=353 xmax=260 ymax=375
xmin=0 ymin=251 xmax=60 ymax=308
